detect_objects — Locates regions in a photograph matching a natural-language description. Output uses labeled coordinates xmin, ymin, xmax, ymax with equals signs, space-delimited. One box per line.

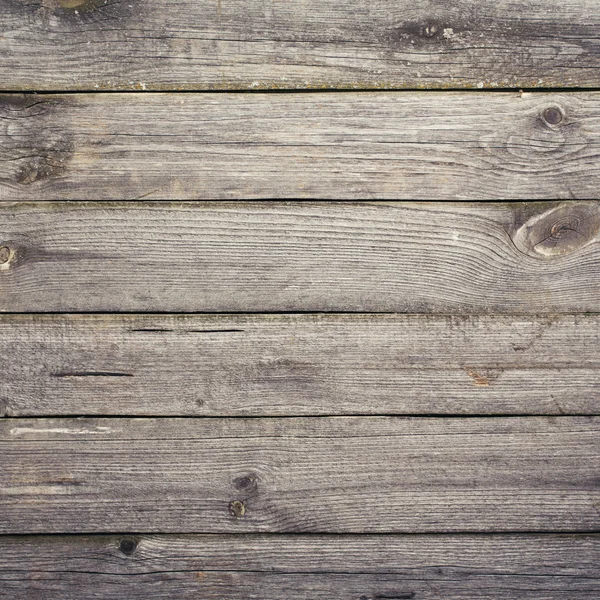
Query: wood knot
xmin=542 ymin=106 xmax=563 ymax=126
xmin=0 ymin=240 xmax=33 ymax=271
xmin=0 ymin=243 xmax=22 ymax=270
xmin=421 ymin=22 xmax=439 ymax=38
xmin=233 ymin=473 xmax=258 ymax=493
xmin=119 ymin=537 xmax=138 ymax=556
xmin=510 ymin=202 xmax=600 ymax=258
xmin=389 ymin=20 xmax=447 ymax=47
xmin=229 ymin=500 xmax=246 ymax=518
xmin=0 ymin=246 xmax=11 ymax=266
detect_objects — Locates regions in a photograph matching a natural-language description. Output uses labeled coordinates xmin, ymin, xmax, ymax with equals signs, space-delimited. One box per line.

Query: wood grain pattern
xmin=1 ymin=534 xmax=598 ymax=599
xmin=2 ymin=93 xmax=600 ymax=200
xmin=0 ymin=201 xmax=599 ymax=313
xmin=1 ymin=0 xmax=599 ymax=91
xmin=2 ymin=313 xmax=599 ymax=417
xmin=1 ymin=416 xmax=598 ymax=534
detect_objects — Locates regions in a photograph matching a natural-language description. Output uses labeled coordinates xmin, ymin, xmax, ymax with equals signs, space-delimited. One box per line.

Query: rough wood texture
xmin=1 ymin=416 xmax=598 ymax=534
xmin=1 ymin=0 xmax=600 ymax=91
xmin=2 ymin=314 xmax=599 ymax=417
xmin=0 ymin=201 xmax=599 ymax=313
xmin=2 ymin=93 xmax=600 ymax=200
xmin=1 ymin=534 xmax=598 ymax=599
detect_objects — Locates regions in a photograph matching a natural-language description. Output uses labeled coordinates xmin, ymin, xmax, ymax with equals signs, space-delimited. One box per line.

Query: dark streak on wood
xmin=50 ymin=371 xmax=134 ymax=378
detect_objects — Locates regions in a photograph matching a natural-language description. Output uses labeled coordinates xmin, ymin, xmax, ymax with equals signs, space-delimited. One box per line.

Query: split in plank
xmin=1 ymin=1 xmax=600 ymax=90
xmin=0 ymin=201 xmax=599 ymax=313
xmin=2 ymin=313 xmax=599 ymax=417
xmin=2 ymin=92 xmax=600 ymax=200
xmin=1 ymin=416 xmax=598 ymax=533
xmin=0 ymin=533 xmax=598 ymax=599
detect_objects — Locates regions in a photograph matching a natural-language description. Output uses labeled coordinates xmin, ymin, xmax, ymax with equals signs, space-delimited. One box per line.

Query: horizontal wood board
xmin=1 ymin=0 xmax=600 ymax=90
xmin=1 ymin=313 xmax=599 ymax=416
xmin=1 ymin=416 xmax=598 ymax=534
xmin=1 ymin=534 xmax=598 ymax=599
xmin=2 ymin=93 xmax=600 ymax=200
xmin=0 ymin=201 xmax=599 ymax=313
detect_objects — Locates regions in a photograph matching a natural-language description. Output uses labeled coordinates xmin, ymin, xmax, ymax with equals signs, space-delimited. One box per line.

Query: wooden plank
xmin=1 ymin=1 xmax=599 ymax=91
xmin=2 ymin=92 xmax=600 ymax=200
xmin=0 ymin=534 xmax=598 ymax=599
xmin=1 ymin=416 xmax=598 ymax=533
xmin=0 ymin=201 xmax=599 ymax=313
xmin=2 ymin=314 xmax=599 ymax=417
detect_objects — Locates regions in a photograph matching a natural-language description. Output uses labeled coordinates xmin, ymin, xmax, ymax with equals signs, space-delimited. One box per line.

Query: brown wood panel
xmin=2 ymin=313 xmax=599 ymax=416
xmin=1 ymin=0 xmax=599 ymax=90
xmin=0 ymin=201 xmax=599 ymax=313
xmin=1 ymin=416 xmax=598 ymax=534
xmin=2 ymin=93 xmax=600 ymax=200
xmin=0 ymin=534 xmax=598 ymax=599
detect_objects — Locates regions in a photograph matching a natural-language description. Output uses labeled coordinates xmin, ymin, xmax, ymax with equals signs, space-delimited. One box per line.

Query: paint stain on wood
xmin=463 ymin=367 xmax=502 ymax=386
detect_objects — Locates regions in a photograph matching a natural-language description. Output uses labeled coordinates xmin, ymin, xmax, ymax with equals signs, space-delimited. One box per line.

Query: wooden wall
xmin=0 ymin=1 xmax=599 ymax=598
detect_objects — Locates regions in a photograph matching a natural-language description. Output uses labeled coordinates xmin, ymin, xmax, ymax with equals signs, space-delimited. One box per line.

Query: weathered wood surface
xmin=1 ymin=0 xmax=600 ymax=91
xmin=2 ymin=93 xmax=600 ymax=200
xmin=0 ymin=201 xmax=599 ymax=313
xmin=1 ymin=417 xmax=598 ymax=534
xmin=1 ymin=534 xmax=598 ymax=599
xmin=2 ymin=314 xmax=599 ymax=417
xmin=3 ymin=570 xmax=598 ymax=600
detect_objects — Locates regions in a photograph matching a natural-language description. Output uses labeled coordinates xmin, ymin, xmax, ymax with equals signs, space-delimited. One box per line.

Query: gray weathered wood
xmin=2 ymin=93 xmax=600 ymax=200
xmin=0 ymin=201 xmax=599 ymax=313
xmin=1 ymin=0 xmax=600 ymax=91
xmin=0 ymin=534 xmax=598 ymax=599
xmin=2 ymin=571 xmax=598 ymax=600
xmin=1 ymin=416 xmax=598 ymax=533
xmin=2 ymin=314 xmax=599 ymax=417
